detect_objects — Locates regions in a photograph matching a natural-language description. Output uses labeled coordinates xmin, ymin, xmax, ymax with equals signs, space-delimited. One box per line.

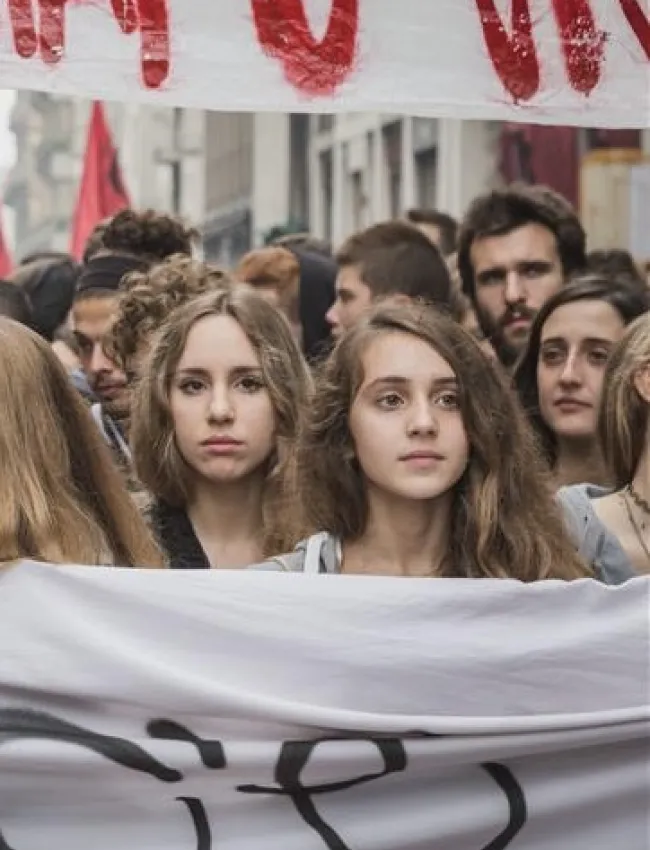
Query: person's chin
xmin=101 ymin=394 xmax=131 ymax=422
xmin=553 ymin=421 xmax=594 ymax=441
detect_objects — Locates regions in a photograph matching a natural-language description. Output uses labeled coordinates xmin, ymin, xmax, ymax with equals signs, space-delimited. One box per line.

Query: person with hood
xmin=235 ymin=245 xmax=335 ymax=362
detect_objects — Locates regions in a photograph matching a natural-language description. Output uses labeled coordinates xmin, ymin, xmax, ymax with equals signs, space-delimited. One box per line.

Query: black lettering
xmin=480 ymin=763 xmax=528 ymax=849
xmin=148 ymin=719 xmax=226 ymax=769
xmin=0 ymin=708 xmax=181 ymax=781
xmin=178 ymin=797 xmax=212 ymax=850
xmin=239 ymin=737 xmax=407 ymax=850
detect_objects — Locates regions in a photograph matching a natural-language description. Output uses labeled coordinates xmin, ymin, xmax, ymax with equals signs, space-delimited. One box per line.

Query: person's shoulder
xmin=252 ymin=533 xmax=341 ymax=573
xmin=557 ymin=484 xmax=636 ymax=585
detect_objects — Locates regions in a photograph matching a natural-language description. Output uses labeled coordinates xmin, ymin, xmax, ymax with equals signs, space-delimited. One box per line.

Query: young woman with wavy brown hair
xmin=131 ymin=288 xmax=311 ymax=569
xmin=558 ymin=314 xmax=650 ymax=578
xmin=268 ymin=300 xmax=590 ymax=581
xmin=0 ymin=319 xmax=162 ymax=567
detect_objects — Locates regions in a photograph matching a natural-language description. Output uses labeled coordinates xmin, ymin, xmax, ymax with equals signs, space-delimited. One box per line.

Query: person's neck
xmin=343 ymin=491 xmax=452 ymax=577
xmin=630 ymin=442 xmax=650 ymax=502
xmin=186 ymin=476 xmax=265 ymax=568
xmin=554 ymin=438 xmax=609 ymax=488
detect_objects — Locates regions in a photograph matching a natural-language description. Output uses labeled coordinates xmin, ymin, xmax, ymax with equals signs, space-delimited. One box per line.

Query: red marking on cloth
xmin=474 ymin=0 xmax=540 ymax=102
xmin=618 ymin=0 xmax=650 ymax=60
xmin=551 ymin=0 xmax=604 ymax=95
xmin=5 ymin=0 xmax=170 ymax=88
xmin=251 ymin=0 xmax=359 ymax=96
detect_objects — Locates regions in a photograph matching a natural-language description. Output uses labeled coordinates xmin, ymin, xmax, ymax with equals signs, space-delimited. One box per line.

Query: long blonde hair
xmin=131 ymin=288 xmax=312 ymax=556
xmin=0 ymin=319 xmax=162 ymax=567
xmin=599 ymin=313 xmax=650 ymax=487
xmin=298 ymin=301 xmax=590 ymax=581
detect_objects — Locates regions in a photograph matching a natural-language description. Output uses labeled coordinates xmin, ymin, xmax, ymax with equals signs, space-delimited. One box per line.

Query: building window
xmin=351 ymin=170 xmax=367 ymax=231
xmin=382 ymin=122 xmax=402 ymax=219
xmin=415 ymin=148 xmax=437 ymax=209
xmin=320 ymin=150 xmax=333 ymax=244
xmin=317 ymin=114 xmax=335 ymax=133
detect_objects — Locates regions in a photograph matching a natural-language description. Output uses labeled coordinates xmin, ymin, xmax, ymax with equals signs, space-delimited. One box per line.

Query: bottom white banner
xmin=0 ymin=561 xmax=648 ymax=849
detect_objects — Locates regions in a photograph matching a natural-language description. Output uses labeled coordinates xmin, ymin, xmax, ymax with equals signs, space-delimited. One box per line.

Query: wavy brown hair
xmin=599 ymin=314 xmax=650 ymax=488
xmin=0 ymin=319 xmax=162 ymax=567
xmin=298 ymin=301 xmax=590 ymax=581
xmin=131 ymin=288 xmax=312 ymax=556
xmin=104 ymin=255 xmax=233 ymax=372
xmin=101 ymin=209 xmax=198 ymax=261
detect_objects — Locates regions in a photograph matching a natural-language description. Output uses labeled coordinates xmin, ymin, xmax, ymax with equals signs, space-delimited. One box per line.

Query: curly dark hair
xmin=458 ymin=184 xmax=586 ymax=302
xmin=104 ymin=255 xmax=233 ymax=372
xmin=100 ymin=209 xmax=198 ymax=262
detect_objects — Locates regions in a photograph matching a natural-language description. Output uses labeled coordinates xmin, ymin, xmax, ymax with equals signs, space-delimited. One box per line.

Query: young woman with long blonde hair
xmin=268 ymin=301 xmax=591 ymax=581
xmin=0 ymin=319 xmax=162 ymax=567
xmin=559 ymin=314 xmax=650 ymax=578
xmin=131 ymin=287 xmax=311 ymax=568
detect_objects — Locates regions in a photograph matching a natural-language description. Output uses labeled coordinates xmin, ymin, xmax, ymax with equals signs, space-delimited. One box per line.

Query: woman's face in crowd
xmin=169 ymin=314 xmax=275 ymax=485
xmin=537 ymin=299 xmax=625 ymax=441
xmin=349 ymin=331 xmax=469 ymax=504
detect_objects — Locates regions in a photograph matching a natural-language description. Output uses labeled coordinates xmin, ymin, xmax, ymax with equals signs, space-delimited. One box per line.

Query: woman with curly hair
xmin=131 ymin=287 xmax=311 ymax=568
xmin=267 ymin=300 xmax=592 ymax=581
xmin=104 ymin=255 xmax=232 ymax=378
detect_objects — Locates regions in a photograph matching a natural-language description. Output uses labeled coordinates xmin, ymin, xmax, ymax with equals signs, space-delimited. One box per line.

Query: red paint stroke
xmin=551 ymin=0 xmax=604 ymax=95
xmin=251 ymin=0 xmax=359 ymax=96
xmin=5 ymin=0 xmax=170 ymax=88
xmin=618 ymin=0 xmax=650 ymax=60
xmin=474 ymin=0 xmax=540 ymax=102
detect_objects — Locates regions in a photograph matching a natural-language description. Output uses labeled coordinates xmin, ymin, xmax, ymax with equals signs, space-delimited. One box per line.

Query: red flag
xmin=69 ymin=102 xmax=130 ymax=260
xmin=0 ymin=201 xmax=13 ymax=278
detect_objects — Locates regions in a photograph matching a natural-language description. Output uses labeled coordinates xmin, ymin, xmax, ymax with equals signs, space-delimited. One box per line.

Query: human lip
xmin=400 ymin=450 xmax=445 ymax=462
xmin=503 ymin=315 xmax=531 ymax=329
xmin=200 ymin=437 xmax=243 ymax=451
xmin=553 ymin=397 xmax=591 ymax=413
xmin=96 ymin=383 xmax=126 ymax=399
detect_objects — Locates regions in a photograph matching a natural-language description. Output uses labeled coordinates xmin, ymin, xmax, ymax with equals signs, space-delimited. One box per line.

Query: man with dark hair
xmin=326 ymin=221 xmax=453 ymax=337
xmin=458 ymin=184 xmax=586 ymax=366
xmin=406 ymin=209 xmax=458 ymax=257
xmin=0 ymin=280 xmax=35 ymax=329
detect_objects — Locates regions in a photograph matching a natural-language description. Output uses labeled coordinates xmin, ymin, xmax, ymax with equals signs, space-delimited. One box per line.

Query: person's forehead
xmin=73 ymin=296 xmax=117 ymax=335
xmin=471 ymin=223 xmax=558 ymax=267
xmin=336 ymin=264 xmax=366 ymax=292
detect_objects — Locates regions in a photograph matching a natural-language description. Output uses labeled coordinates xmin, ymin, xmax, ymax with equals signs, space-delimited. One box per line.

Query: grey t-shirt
xmin=557 ymin=484 xmax=637 ymax=585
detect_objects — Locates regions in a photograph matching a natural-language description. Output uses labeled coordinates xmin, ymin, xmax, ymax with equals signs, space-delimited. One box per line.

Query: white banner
xmin=0 ymin=1 xmax=649 ymax=127
xmin=0 ymin=561 xmax=648 ymax=849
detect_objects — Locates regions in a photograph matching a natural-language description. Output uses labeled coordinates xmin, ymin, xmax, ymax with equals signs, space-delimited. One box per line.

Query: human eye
xmin=522 ymin=262 xmax=552 ymax=278
xmin=178 ymin=378 xmax=205 ymax=395
xmin=376 ymin=391 xmax=404 ymax=410
xmin=435 ymin=390 xmax=460 ymax=410
xmin=540 ymin=347 xmax=564 ymax=366
xmin=588 ymin=347 xmax=610 ymax=367
xmin=236 ymin=374 xmax=266 ymax=393
xmin=477 ymin=270 xmax=503 ymax=287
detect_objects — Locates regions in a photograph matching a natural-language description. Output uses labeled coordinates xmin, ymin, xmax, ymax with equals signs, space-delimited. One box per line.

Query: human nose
xmin=89 ymin=342 xmax=114 ymax=376
xmin=207 ymin=383 xmax=235 ymax=422
xmin=558 ymin=351 xmax=582 ymax=386
xmin=325 ymin=301 xmax=340 ymax=329
xmin=406 ymin=396 xmax=438 ymax=435
xmin=504 ymin=271 xmax=526 ymax=306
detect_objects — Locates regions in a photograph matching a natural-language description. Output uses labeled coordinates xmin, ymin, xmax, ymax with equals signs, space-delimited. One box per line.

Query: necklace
xmin=626 ymin=484 xmax=650 ymax=520
xmin=622 ymin=491 xmax=650 ymax=566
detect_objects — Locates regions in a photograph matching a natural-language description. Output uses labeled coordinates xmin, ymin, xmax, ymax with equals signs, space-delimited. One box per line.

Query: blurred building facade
xmin=11 ymin=92 xmax=649 ymax=265
xmin=5 ymin=92 xmax=505 ymax=264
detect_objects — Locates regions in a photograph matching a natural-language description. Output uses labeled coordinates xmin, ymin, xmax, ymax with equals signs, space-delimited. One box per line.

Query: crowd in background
xmin=1 ymin=182 xmax=649 ymax=583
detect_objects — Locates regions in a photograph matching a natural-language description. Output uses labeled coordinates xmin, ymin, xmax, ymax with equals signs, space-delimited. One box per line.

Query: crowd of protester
xmin=1 ymin=184 xmax=649 ymax=582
